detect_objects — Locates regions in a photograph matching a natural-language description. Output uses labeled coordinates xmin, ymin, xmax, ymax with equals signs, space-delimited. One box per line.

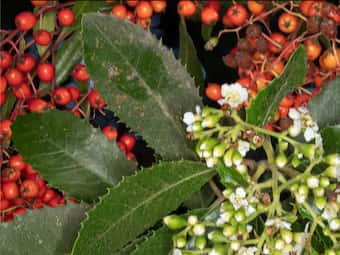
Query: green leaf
xmin=11 ymin=110 xmax=136 ymax=202
xmin=33 ymin=9 xmax=56 ymax=56
xmin=82 ymin=14 xmax=201 ymax=160
xmin=62 ymin=0 xmax=112 ymax=34
xmin=308 ymin=76 xmax=340 ymax=127
xmin=56 ymin=32 xmax=83 ymax=86
xmin=72 ymin=161 xmax=215 ymax=254
xmin=311 ymin=226 xmax=333 ymax=253
xmin=320 ymin=125 xmax=340 ymax=154
xmin=217 ymin=160 xmax=248 ymax=187
xmin=246 ymin=45 xmax=307 ymax=126
xmin=179 ymin=17 xmax=204 ymax=89
xmin=319 ymin=34 xmax=331 ymax=49
xmin=0 ymin=203 xmax=89 ymax=255
xmin=0 ymin=91 xmax=16 ymax=119
xmin=201 ymin=24 xmax=213 ymax=42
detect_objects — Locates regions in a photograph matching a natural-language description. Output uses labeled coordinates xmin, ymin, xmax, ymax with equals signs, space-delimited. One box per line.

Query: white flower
xmin=329 ymin=218 xmax=340 ymax=231
xmin=262 ymin=245 xmax=270 ymax=255
xmin=238 ymin=140 xmax=250 ymax=157
xmin=245 ymin=205 xmax=256 ymax=216
xmin=295 ymin=193 xmax=307 ymax=204
xmin=183 ymin=112 xmax=195 ymax=126
xmin=237 ymin=246 xmax=257 ymax=255
xmin=219 ymin=82 xmax=248 ymax=108
xmin=172 ymin=249 xmax=182 ymax=255
xmin=229 ymin=187 xmax=248 ymax=209
xmin=265 ymin=218 xmax=291 ymax=230
xmin=315 ymin=133 xmax=323 ymax=148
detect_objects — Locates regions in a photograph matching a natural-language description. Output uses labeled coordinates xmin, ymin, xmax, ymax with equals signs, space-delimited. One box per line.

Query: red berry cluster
xmin=199 ymin=0 xmax=339 ymax=131
xmin=0 ymin=154 xmax=70 ymax=222
xmin=1 ymin=0 xmax=144 ymax=222
xmin=111 ymin=0 xmax=167 ymax=29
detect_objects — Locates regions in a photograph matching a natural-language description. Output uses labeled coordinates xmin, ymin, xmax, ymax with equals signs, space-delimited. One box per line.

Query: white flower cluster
xmin=288 ymin=107 xmax=322 ymax=147
xmin=217 ymin=82 xmax=248 ymax=108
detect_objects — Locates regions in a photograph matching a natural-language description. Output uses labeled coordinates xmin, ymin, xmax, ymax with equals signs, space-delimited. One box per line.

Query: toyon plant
xmin=0 ymin=0 xmax=339 ymax=255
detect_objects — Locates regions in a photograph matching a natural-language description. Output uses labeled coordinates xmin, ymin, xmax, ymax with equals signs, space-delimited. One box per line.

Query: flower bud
xmin=195 ymin=236 xmax=207 ymax=250
xmin=278 ymin=140 xmax=289 ymax=152
xmin=200 ymin=138 xmax=219 ymax=151
xmin=195 ymin=140 xmax=204 ymax=158
xmin=289 ymin=124 xmax=301 ymax=137
xmin=192 ymin=122 xmax=203 ymax=132
xmin=223 ymin=149 xmax=234 ymax=167
xmin=299 ymin=143 xmax=316 ymax=159
xmin=174 ymin=235 xmax=187 ymax=248
xmin=219 ymin=211 xmax=233 ymax=223
xmin=213 ymin=143 xmax=228 ymax=158
xmin=291 ymin=154 xmax=301 ymax=168
xmin=320 ymin=176 xmax=330 ymax=187
xmin=280 ymin=229 xmax=293 ymax=244
xmin=236 ymin=164 xmax=248 ymax=175
xmin=209 ymin=245 xmax=228 ymax=255
xmin=298 ymin=184 xmax=309 ymax=196
xmin=314 ymin=196 xmax=327 ymax=210
xmin=324 ymin=154 xmax=340 ymax=166
xmin=223 ymin=225 xmax=236 ymax=237
xmin=193 ymin=223 xmax=206 ymax=236
xmin=208 ymin=230 xmax=227 ymax=243
xmin=290 ymin=183 xmax=299 ymax=192
xmin=230 ymin=240 xmax=241 ymax=251
xmin=164 ymin=215 xmax=187 ymax=230
xmin=274 ymin=239 xmax=285 ymax=250
xmin=232 ymin=150 xmax=243 ymax=166
xmin=293 ymin=233 xmax=304 ymax=243
xmin=206 ymin=157 xmax=218 ymax=168
xmin=202 ymin=114 xmax=221 ymax=128
xmin=202 ymin=107 xmax=221 ymax=117
xmin=325 ymin=250 xmax=337 ymax=255
xmin=205 ymin=37 xmax=219 ymax=51
xmin=188 ymin=215 xmax=199 ymax=225
xmin=313 ymin=187 xmax=325 ymax=197
xmin=234 ymin=209 xmax=245 ymax=222
xmin=324 ymin=166 xmax=337 ymax=179
xmin=193 ymin=131 xmax=205 ymax=140
xmin=307 ymin=176 xmax=319 ymax=189
xmin=329 ymin=218 xmax=340 ymax=231
xmin=222 ymin=188 xmax=233 ymax=199
xmin=275 ymin=152 xmax=287 ymax=168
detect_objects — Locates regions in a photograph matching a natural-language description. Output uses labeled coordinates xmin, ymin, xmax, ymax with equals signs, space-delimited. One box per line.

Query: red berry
xmin=15 ymin=11 xmax=37 ymax=31
xmin=31 ymin=0 xmax=48 ymax=6
xmin=9 ymin=154 xmax=25 ymax=171
xmin=119 ymin=134 xmax=136 ymax=151
xmin=37 ymin=63 xmax=55 ymax=82
xmin=268 ymin=33 xmax=286 ymax=54
xmin=42 ymin=188 xmax=56 ymax=203
xmin=201 ymin=6 xmax=219 ymax=25
xmin=102 ymin=126 xmax=118 ymax=140
xmin=12 ymin=197 xmax=25 ymax=206
xmin=208 ymin=0 xmax=221 ymax=12
xmin=278 ymin=13 xmax=299 ymax=34
xmin=20 ymin=180 xmax=39 ymax=199
xmin=16 ymin=53 xmax=36 ymax=73
xmin=1 ymin=168 xmax=21 ymax=182
xmin=2 ymin=182 xmax=19 ymax=200
xmin=111 ymin=4 xmax=127 ymax=19
xmin=14 ymin=207 xmax=26 ymax=215
xmin=151 ymin=0 xmax=167 ymax=13
xmin=72 ymin=64 xmax=89 ymax=82
xmin=205 ymin=83 xmax=222 ymax=101
xmin=27 ymin=98 xmax=49 ymax=113
xmin=117 ymin=141 xmax=127 ymax=152
xmin=136 ymin=1 xmax=153 ymax=19
xmin=0 ymin=92 xmax=7 ymax=106
xmin=48 ymin=197 xmax=60 ymax=207
xmin=0 ymin=51 xmax=13 ymax=69
xmin=0 ymin=119 xmax=12 ymax=140
xmin=52 ymin=87 xmax=72 ymax=105
xmin=11 ymin=82 xmax=32 ymax=99
xmin=177 ymin=0 xmax=196 ymax=17
xmin=57 ymin=8 xmax=75 ymax=27
xmin=226 ymin=4 xmax=248 ymax=26
xmin=0 ymin=76 xmax=7 ymax=93
xmin=126 ymin=151 xmax=135 ymax=160
xmin=126 ymin=0 xmax=139 ymax=7
xmin=5 ymin=68 xmax=24 ymax=86
xmin=88 ymin=89 xmax=106 ymax=109
xmin=67 ymin=86 xmax=80 ymax=101
xmin=0 ymin=199 xmax=10 ymax=211
xmin=33 ymin=29 xmax=52 ymax=46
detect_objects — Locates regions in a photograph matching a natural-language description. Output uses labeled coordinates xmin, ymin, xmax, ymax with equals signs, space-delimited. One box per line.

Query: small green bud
xmin=324 ymin=154 xmax=340 ymax=166
xmin=299 ymin=143 xmax=316 ymax=159
xmin=173 ymin=235 xmax=187 ymax=248
xmin=223 ymin=149 xmax=234 ymax=167
xmin=293 ymin=233 xmax=304 ymax=243
xmin=236 ymin=164 xmax=248 ymax=175
xmin=222 ymin=225 xmax=236 ymax=237
xmin=298 ymin=184 xmax=309 ymax=196
xmin=206 ymin=157 xmax=218 ymax=168
xmin=291 ymin=154 xmax=301 ymax=168
xmin=220 ymin=211 xmax=233 ymax=223
xmin=202 ymin=107 xmax=222 ymax=117
xmin=275 ymin=152 xmax=287 ymax=168
xmin=237 ymin=224 xmax=247 ymax=234
xmin=187 ymin=215 xmax=199 ymax=225
xmin=323 ymin=228 xmax=332 ymax=237
xmin=203 ymin=150 xmax=212 ymax=159
xmin=307 ymin=176 xmax=319 ymax=189
xmin=278 ymin=140 xmax=289 ymax=152
xmin=280 ymin=229 xmax=293 ymax=244
xmin=164 ymin=215 xmax=187 ymax=230
xmin=222 ymin=188 xmax=233 ymax=199
xmin=204 ymin=37 xmax=219 ymax=51
xmin=213 ymin=143 xmax=228 ymax=158
xmin=192 ymin=130 xmax=205 ymax=140
xmin=192 ymin=121 xmax=203 ymax=132
xmin=314 ymin=196 xmax=327 ymax=210
xmin=312 ymin=187 xmax=325 ymax=197
xmin=209 ymin=245 xmax=228 ymax=255
xmin=208 ymin=230 xmax=227 ymax=243
xmin=200 ymin=138 xmax=219 ymax=151
xmin=325 ymin=250 xmax=336 ymax=255
xmin=232 ymin=150 xmax=243 ymax=166
xmin=195 ymin=140 xmax=204 ymax=158
xmin=320 ymin=176 xmax=330 ymax=187
xmin=194 ymin=236 xmax=207 ymax=250
xmin=274 ymin=239 xmax=285 ymax=250
xmin=202 ymin=115 xmax=221 ymax=128
xmin=324 ymin=166 xmax=337 ymax=179
xmin=290 ymin=183 xmax=299 ymax=192
xmin=230 ymin=240 xmax=241 ymax=251
xmin=234 ymin=209 xmax=245 ymax=223
xmin=192 ymin=223 xmax=206 ymax=236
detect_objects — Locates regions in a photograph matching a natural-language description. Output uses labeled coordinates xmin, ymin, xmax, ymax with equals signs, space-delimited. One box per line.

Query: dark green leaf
xmin=217 ymin=160 xmax=248 ymax=187
xmin=308 ymin=76 xmax=340 ymax=127
xmin=0 ymin=203 xmax=89 ymax=255
xmin=246 ymin=45 xmax=307 ymax=126
xmin=319 ymin=34 xmax=331 ymax=49
xmin=72 ymin=161 xmax=215 ymax=254
xmin=311 ymin=226 xmax=333 ymax=253
xmin=56 ymin=32 xmax=83 ymax=86
xmin=82 ymin=14 xmax=201 ymax=160
xmin=0 ymin=91 xmax=16 ymax=119
xmin=179 ymin=17 xmax=204 ymax=89
xmin=320 ymin=125 xmax=340 ymax=154
xmin=183 ymin=183 xmax=215 ymax=209
xmin=201 ymin=24 xmax=213 ymax=42
xmin=11 ymin=110 xmax=136 ymax=202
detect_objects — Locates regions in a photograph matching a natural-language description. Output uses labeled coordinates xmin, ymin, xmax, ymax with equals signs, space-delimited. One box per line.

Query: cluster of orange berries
xmin=110 ymin=0 xmax=166 ymax=29
xmin=194 ymin=0 xmax=339 ymax=131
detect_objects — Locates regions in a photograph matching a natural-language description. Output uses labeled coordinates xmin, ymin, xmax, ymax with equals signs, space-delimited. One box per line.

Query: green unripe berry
xmin=324 ymin=166 xmax=337 ymax=179
xmin=174 ymin=235 xmax=187 ymax=248
xmin=275 ymin=152 xmax=287 ymax=168
xmin=320 ymin=176 xmax=330 ymax=188
xmin=194 ymin=236 xmax=207 ymax=250
xmin=324 ymin=154 xmax=340 ymax=166
xmin=164 ymin=215 xmax=187 ymax=230
xmin=299 ymin=143 xmax=316 ymax=159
